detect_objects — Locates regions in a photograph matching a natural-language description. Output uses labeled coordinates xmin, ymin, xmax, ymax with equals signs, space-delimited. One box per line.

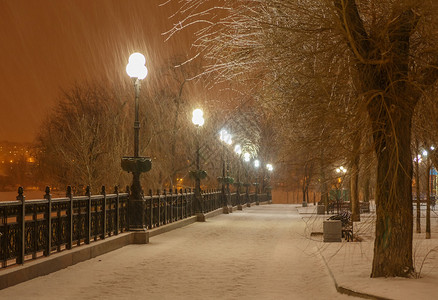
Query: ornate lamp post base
xmin=194 ymin=187 xmax=206 ymax=222
xmin=223 ymin=205 xmax=232 ymax=214
xmin=254 ymin=182 xmax=260 ymax=205
xmin=190 ymin=169 xmax=207 ymax=221
xmin=131 ymin=230 xmax=150 ymax=244
xmin=218 ymin=176 xmax=233 ymax=214
xmin=196 ymin=213 xmax=206 ymax=222
xmin=266 ymin=186 xmax=273 ymax=204
xmin=122 ymin=156 xmax=151 ymax=230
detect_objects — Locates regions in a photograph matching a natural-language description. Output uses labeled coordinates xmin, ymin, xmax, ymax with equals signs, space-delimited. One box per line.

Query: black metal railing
xmin=146 ymin=189 xmax=194 ymax=229
xmin=203 ymin=190 xmax=222 ymax=213
xmin=0 ymin=185 xmax=271 ymax=269
xmin=230 ymin=193 xmax=238 ymax=207
xmin=229 ymin=191 xmax=270 ymax=207
xmin=0 ymin=186 xmax=128 ymax=269
xmin=143 ymin=189 xmax=225 ymax=229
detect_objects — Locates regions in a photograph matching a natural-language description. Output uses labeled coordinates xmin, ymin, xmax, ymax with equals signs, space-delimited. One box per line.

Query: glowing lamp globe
xmin=219 ymin=129 xmax=228 ymax=142
xmin=254 ymin=159 xmax=260 ymax=168
xmin=234 ymin=144 xmax=242 ymax=155
xmin=225 ymin=133 xmax=232 ymax=145
xmin=126 ymin=52 xmax=148 ymax=79
xmin=192 ymin=109 xmax=204 ymax=126
xmin=129 ymin=52 xmax=146 ymax=65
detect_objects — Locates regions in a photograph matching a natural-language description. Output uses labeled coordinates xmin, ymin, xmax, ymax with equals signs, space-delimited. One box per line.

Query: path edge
xmin=318 ymin=251 xmax=392 ymax=300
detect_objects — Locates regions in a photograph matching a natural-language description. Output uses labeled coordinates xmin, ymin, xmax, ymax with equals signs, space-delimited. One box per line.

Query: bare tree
xmin=168 ymin=0 xmax=438 ymax=277
xmin=37 ymin=82 xmax=131 ymax=194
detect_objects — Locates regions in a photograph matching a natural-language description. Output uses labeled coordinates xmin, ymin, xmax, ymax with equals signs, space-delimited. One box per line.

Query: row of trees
xmin=167 ymin=0 xmax=438 ymax=278
xmin=35 ymin=56 xmax=270 ymax=196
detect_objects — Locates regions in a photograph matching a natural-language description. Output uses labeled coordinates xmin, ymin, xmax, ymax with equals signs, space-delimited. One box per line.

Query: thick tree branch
xmin=333 ymin=0 xmax=372 ymax=64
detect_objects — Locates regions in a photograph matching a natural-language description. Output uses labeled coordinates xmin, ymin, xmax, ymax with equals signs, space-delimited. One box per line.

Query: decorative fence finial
xmin=17 ymin=186 xmax=24 ymax=201
xmin=66 ymin=186 xmax=72 ymax=197
xmin=44 ymin=186 xmax=51 ymax=200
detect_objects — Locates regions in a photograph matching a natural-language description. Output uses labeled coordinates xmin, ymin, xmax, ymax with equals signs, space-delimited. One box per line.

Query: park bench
xmin=328 ymin=201 xmax=370 ymax=214
xmin=327 ymin=201 xmax=349 ymax=214
xmin=360 ymin=201 xmax=370 ymax=213
xmin=328 ymin=210 xmax=353 ymax=242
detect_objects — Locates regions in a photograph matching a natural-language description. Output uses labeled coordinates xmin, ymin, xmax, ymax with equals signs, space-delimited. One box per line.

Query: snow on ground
xmin=302 ymin=204 xmax=438 ymax=300
xmin=0 ymin=205 xmax=353 ymax=300
xmin=2 ymin=203 xmax=436 ymax=299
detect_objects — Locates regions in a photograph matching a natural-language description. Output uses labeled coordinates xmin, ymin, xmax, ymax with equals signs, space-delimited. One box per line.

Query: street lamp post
xmin=234 ymin=144 xmax=243 ymax=210
xmin=191 ymin=109 xmax=206 ymax=222
xmin=266 ymin=163 xmax=273 ymax=203
xmin=254 ymin=159 xmax=260 ymax=205
xmin=243 ymin=152 xmax=251 ymax=207
xmin=422 ymin=150 xmax=431 ymax=239
xmin=121 ymin=53 xmax=151 ymax=231
xmin=219 ymin=129 xmax=232 ymax=214
xmin=334 ymin=166 xmax=347 ymax=214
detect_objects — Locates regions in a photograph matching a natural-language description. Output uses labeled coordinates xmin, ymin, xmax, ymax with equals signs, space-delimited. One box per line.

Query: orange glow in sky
xmin=0 ymin=0 xmax=196 ymax=143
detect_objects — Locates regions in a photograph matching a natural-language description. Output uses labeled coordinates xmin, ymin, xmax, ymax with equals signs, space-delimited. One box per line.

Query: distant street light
xmin=121 ymin=52 xmax=151 ymax=230
xmin=254 ymin=159 xmax=260 ymax=205
xmin=254 ymin=159 xmax=260 ymax=168
xmin=266 ymin=163 xmax=274 ymax=203
xmin=234 ymin=144 xmax=243 ymax=210
xmin=192 ymin=108 xmax=205 ymax=221
xmin=192 ymin=108 xmax=205 ymax=126
xmin=243 ymin=152 xmax=251 ymax=162
xmin=243 ymin=152 xmax=251 ymax=207
xmin=219 ymin=129 xmax=232 ymax=213
xmin=336 ymin=166 xmax=347 ymax=174
xmin=334 ymin=165 xmax=347 ymax=213
xmin=234 ymin=144 xmax=242 ymax=156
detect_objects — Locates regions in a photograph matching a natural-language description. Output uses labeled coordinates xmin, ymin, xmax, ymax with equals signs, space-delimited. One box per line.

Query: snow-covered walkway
xmin=0 ymin=204 xmax=353 ymax=299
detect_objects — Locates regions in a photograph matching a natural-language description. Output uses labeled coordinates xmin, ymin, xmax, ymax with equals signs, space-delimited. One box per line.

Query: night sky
xmin=0 ymin=0 xmax=195 ymax=143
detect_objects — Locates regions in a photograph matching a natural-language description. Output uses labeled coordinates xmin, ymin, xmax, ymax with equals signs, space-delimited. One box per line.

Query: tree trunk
xmin=369 ymin=99 xmax=414 ymax=277
xmin=350 ymin=165 xmax=360 ymax=221
xmin=415 ymin=140 xmax=421 ymax=233
xmin=426 ymin=161 xmax=431 ymax=239
xmin=341 ymin=5 xmax=418 ymax=278
xmin=364 ymin=175 xmax=370 ymax=203
xmin=307 ymin=188 xmax=309 ymax=205
xmin=350 ymin=136 xmax=361 ymax=222
xmin=302 ymin=181 xmax=307 ymax=204
xmin=319 ymin=151 xmax=329 ymax=213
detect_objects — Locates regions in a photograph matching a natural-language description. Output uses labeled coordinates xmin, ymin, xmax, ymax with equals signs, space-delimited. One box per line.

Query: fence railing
xmin=0 ymin=186 xmax=270 ymax=269
xmin=143 ymin=189 xmax=224 ymax=229
xmin=0 ymin=186 xmax=129 ymax=269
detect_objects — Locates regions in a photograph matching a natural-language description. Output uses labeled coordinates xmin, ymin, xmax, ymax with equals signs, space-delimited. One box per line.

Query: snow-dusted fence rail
xmin=0 ymin=186 xmax=129 ymax=269
xmin=145 ymin=188 xmax=223 ymax=227
xmin=203 ymin=190 xmax=223 ymax=212
xmin=0 ymin=186 xmax=268 ymax=269
xmin=230 ymin=192 xmax=269 ymax=207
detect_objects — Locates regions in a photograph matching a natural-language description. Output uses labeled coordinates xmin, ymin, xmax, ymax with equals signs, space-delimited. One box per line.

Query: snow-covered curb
xmin=319 ymin=250 xmax=391 ymax=300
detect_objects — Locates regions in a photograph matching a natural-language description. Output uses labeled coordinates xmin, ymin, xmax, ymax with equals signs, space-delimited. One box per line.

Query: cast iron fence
xmin=144 ymin=189 xmax=222 ymax=228
xmin=0 ymin=186 xmax=129 ymax=269
xmin=0 ymin=186 xmax=269 ymax=269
